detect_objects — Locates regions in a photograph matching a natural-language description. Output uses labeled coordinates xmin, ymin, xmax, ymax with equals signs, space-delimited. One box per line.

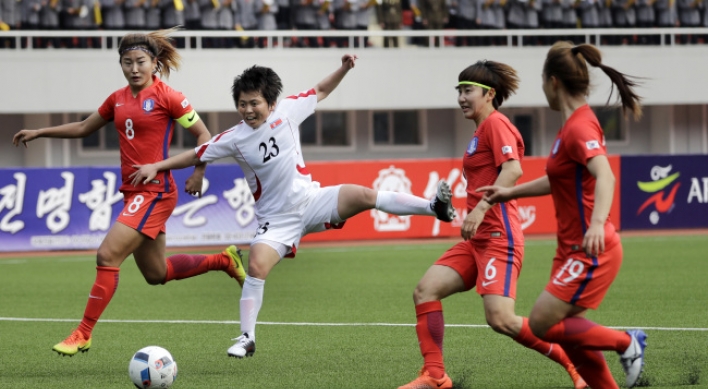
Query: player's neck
xmin=559 ymin=95 xmax=587 ymax=124
xmin=473 ymin=105 xmax=496 ymax=127
xmin=129 ymin=77 xmax=155 ymax=97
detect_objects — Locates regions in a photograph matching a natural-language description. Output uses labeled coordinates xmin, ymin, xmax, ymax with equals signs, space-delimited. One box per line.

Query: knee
xmin=246 ymin=258 xmax=270 ymax=280
xmin=485 ymin=311 xmax=517 ymax=337
xmin=528 ymin=316 xmax=549 ymax=339
xmin=412 ymin=282 xmax=440 ymax=305
xmin=143 ymin=274 xmax=164 ymax=286
xmin=96 ymin=247 xmax=118 ymax=267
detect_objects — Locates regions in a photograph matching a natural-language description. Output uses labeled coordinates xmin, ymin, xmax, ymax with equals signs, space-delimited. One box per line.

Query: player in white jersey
xmin=130 ymin=54 xmax=456 ymax=358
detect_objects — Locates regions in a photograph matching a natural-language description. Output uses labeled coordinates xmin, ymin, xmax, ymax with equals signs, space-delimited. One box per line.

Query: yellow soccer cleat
xmin=398 ymin=369 xmax=453 ymax=389
xmin=224 ymin=245 xmax=247 ymax=287
xmin=52 ymin=330 xmax=92 ymax=356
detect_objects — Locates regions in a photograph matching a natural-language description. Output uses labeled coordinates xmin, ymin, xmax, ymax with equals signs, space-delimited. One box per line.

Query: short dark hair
xmin=231 ymin=65 xmax=283 ymax=107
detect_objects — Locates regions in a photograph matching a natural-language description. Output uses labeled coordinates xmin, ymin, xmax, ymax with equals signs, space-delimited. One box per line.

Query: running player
xmin=397 ymin=60 xmax=586 ymax=389
xmin=478 ymin=42 xmax=647 ymax=389
xmin=129 ymin=54 xmax=457 ymax=358
xmin=12 ymin=28 xmax=247 ymax=357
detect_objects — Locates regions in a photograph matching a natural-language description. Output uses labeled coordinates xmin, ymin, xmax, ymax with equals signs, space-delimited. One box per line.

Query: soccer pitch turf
xmin=1 ymin=234 xmax=706 ymax=388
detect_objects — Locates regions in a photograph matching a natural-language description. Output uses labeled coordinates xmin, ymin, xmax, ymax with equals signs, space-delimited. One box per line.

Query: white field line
xmin=0 ymin=317 xmax=706 ymax=331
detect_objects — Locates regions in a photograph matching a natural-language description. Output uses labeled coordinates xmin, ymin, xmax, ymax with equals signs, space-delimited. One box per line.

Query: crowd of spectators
xmin=1 ymin=0 xmax=707 ymax=48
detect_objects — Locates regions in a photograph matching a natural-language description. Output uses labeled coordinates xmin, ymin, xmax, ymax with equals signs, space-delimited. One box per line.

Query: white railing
xmin=2 ymin=27 xmax=708 ymax=50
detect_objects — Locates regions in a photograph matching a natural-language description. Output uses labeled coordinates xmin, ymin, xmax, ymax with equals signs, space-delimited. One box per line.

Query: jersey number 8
xmin=125 ymin=118 xmax=135 ymax=140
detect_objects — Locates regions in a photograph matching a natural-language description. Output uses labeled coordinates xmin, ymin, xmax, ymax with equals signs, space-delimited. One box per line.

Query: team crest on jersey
xmin=142 ymin=99 xmax=155 ymax=112
xmin=551 ymin=139 xmax=561 ymax=156
xmin=466 ymin=137 xmax=479 ymax=155
xmin=269 ymin=118 xmax=283 ymax=130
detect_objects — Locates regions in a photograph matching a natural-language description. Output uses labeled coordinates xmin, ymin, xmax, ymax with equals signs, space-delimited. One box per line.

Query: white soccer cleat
xmin=619 ymin=329 xmax=647 ymax=388
xmin=227 ymin=333 xmax=256 ymax=358
xmin=430 ymin=180 xmax=456 ymax=222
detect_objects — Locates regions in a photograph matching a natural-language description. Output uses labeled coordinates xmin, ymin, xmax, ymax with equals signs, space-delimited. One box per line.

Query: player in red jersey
xmin=12 ymin=28 xmax=246 ymax=357
xmin=398 ymin=60 xmax=586 ymax=389
xmin=478 ymin=42 xmax=647 ymax=389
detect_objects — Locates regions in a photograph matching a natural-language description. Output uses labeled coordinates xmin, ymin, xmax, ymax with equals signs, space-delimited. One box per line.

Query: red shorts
xmin=116 ymin=191 xmax=178 ymax=239
xmin=435 ymin=239 xmax=524 ymax=299
xmin=545 ymin=242 xmax=623 ymax=309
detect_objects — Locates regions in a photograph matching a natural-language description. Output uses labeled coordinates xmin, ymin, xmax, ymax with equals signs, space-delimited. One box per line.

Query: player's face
xmin=457 ymin=84 xmax=491 ymax=121
xmin=542 ymin=73 xmax=560 ymax=111
xmin=237 ymin=90 xmax=274 ymax=128
xmin=121 ymin=51 xmax=157 ymax=93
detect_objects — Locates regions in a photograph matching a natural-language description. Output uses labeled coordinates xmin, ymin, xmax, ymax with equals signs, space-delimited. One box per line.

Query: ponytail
xmin=118 ymin=27 xmax=182 ymax=79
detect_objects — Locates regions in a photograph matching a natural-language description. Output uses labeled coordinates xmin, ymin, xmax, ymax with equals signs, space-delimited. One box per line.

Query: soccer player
xmin=478 ymin=42 xmax=647 ymax=389
xmin=12 ymin=28 xmax=247 ymax=357
xmin=397 ymin=60 xmax=587 ymax=389
xmin=129 ymin=54 xmax=457 ymax=358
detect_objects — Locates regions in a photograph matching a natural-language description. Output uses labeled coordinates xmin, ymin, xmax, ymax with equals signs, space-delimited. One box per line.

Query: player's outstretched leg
xmin=430 ymin=180 xmax=455 ymax=222
xmin=228 ymin=333 xmax=256 ymax=358
xmin=164 ymin=246 xmax=246 ymax=287
xmin=619 ymin=329 xmax=647 ymax=388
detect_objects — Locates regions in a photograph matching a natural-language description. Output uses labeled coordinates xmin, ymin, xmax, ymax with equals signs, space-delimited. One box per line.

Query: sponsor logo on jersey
xmin=551 ymin=139 xmax=561 ymax=156
xmin=142 ymin=99 xmax=155 ymax=112
xmin=501 ymin=145 xmax=513 ymax=155
xmin=636 ymin=164 xmax=681 ymax=225
xmin=181 ymin=98 xmax=189 ymax=108
xmin=115 ymin=102 xmax=124 ymax=107
xmin=466 ymin=137 xmax=479 ymax=155
xmin=481 ymin=279 xmax=497 ymax=288
xmin=269 ymin=118 xmax=283 ymax=130
xmin=585 ymin=140 xmax=600 ymax=150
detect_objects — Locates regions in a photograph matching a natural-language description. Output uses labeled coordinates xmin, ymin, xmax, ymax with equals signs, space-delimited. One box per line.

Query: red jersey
xmin=463 ymin=111 xmax=525 ymax=244
xmin=546 ymin=105 xmax=619 ymax=251
xmin=98 ymin=76 xmax=193 ymax=193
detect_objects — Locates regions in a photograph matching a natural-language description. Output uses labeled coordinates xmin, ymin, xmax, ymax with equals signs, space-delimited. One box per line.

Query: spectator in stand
xmin=101 ymin=0 xmax=125 ymax=31
xmin=677 ymin=0 xmax=700 ymax=43
xmin=316 ymin=0 xmax=333 ymax=47
xmin=377 ymin=0 xmax=403 ymax=47
xmin=235 ymin=0 xmax=258 ymax=48
xmin=419 ymin=0 xmax=449 ymax=46
xmin=654 ymin=0 xmax=676 ymax=36
xmin=356 ymin=0 xmax=374 ymax=47
xmin=478 ymin=0 xmax=496 ymax=45
xmin=635 ymin=0 xmax=655 ymax=43
xmin=185 ymin=0 xmax=201 ymax=31
xmin=22 ymin=0 xmax=42 ymax=47
xmin=599 ymin=0 xmax=613 ymax=43
xmin=578 ymin=0 xmax=601 ymax=43
xmin=255 ymin=0 xmax=278 ymax=47
xmin=506 ymin=0 xmax=528 ymax=45
xmin=160 ymin=0 xmax=184 ymax=27
xmin=146 ymin=0 xmax=162 ymax=30
xmin=293 ymin=0 xmax=321 ymax=47
xmin=217 ymin=0 xmax=236 ymax=47
xmin=491 ymin=0 xmax=504 ymax=43
xmin=124 ymin=0 xmax=148 ymax=29
xmin=561 ymin=0 xmax=578 ymax=42
xmin=611 ymin=0 xmax=636 ymax=44
xmin=62 ymin=0 xmax=98 ymax=48
xmin=0 ymin=0 xmax=17 ymax=47
xmin=449 ymin=0 xmax=478 ymax=46
xmin=525 ymin=0 xmax=542 ymax=44
xmin=40 ymin=0 xmax=62 ymax=47
xmin=541 ymin=0 xmax=562 ymax=43
xmin=199 ymin=0 xmax=220 ymax=47
xmin=275 ymin=0 xmax=290 ymax=29
xmin=333 ymin=0 xmax=358 ymax=47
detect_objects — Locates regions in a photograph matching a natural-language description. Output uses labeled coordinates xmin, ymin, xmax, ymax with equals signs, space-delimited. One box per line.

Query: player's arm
xmin=462 ymin=159 xmax=522 ymax=240
xmin=477 ymin=174 xmax=551 ymax=203
xmin=177 ymin=111 xmax=212 ymax=196
xmin=130 ymin=149 xmax=202 ymax=187
xmin=583 ymin=154 xmax=615 ymax=256
xmin=13 ymin=112 xmax=107 ymax=147
xmin=314 ymin=54 xmax=357 ymax=102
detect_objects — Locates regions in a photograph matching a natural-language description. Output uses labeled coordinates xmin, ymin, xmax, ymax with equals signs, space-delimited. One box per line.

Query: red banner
xmin=301 ymin=156 xmax=620 ymax=242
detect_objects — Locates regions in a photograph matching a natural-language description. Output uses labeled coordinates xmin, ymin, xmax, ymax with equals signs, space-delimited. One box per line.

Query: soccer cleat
xmin=224 ymin=245 xmax=246 ymax=288
xmin=566 ymin=364 xmax=589 ymax=389
xmin=619 ymin=329 xmax=647 ymax=388
xmin=430 ymin=180 xmax=455 ymax=222
xmin=52 ymin=330 xmax=92 ymax=356
xmin=398 ymin=369 xmax=453 ymax=389
xmin=227 ymin=333 xmax=256 ymax=358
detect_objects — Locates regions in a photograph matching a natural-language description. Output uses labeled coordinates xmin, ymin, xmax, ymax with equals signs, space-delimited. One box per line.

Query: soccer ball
xmin=128 ymin=346 xmax=178 ymax=389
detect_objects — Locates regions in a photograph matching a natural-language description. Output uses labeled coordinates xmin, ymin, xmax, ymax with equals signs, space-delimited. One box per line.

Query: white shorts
xmin=251 ymin=185 xmax=345 ymax=258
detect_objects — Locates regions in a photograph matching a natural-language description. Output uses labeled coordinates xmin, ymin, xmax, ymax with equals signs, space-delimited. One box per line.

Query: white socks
xmin=375 ymin=191 xmax=435 ymax=216
xmin=240 ymin=275 xmax=265 ymax=340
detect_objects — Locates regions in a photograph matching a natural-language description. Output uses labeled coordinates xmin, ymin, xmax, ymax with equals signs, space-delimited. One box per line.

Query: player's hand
xmin=341 ymin=54 xmax=358 ymax=70
xmin=129 ymin=164 xmax=158 ymax=187
xmin=476 ymin=185 xmax=511 ymax=204
xmin=583 ymin=222 xmax=605 ymax=257
xmin=461 ymin=207 xmax=485 ymax=240
xmin=12 ymin=129 xmax=40 ymax=148
xmin=184 ymin=174 xmax=204 ymax=198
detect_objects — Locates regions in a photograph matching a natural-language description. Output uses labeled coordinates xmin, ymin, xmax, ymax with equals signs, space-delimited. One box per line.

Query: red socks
xmin=514 ymin=317 xmax=573 ymax=368
xmin=77 ymin=266 xmax=120 ymax=338
xmin=563 ymin=347 xmax=620 ymax=389
xmin=415 ymin=301 xmax=446 ymax=379
xmin=543 ymin=317 xmax=631 ymax=352
xmin=164 ymin=253 xmax=229 ymax=283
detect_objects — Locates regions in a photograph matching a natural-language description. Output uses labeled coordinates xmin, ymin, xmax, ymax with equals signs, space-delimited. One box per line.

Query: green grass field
xmin=1 ymin=234 xmax=707 ymax=388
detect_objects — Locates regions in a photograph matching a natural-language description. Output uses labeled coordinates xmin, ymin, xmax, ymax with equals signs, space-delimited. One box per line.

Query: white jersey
xmin=195 ymin=88 xmax=319 ymax=220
